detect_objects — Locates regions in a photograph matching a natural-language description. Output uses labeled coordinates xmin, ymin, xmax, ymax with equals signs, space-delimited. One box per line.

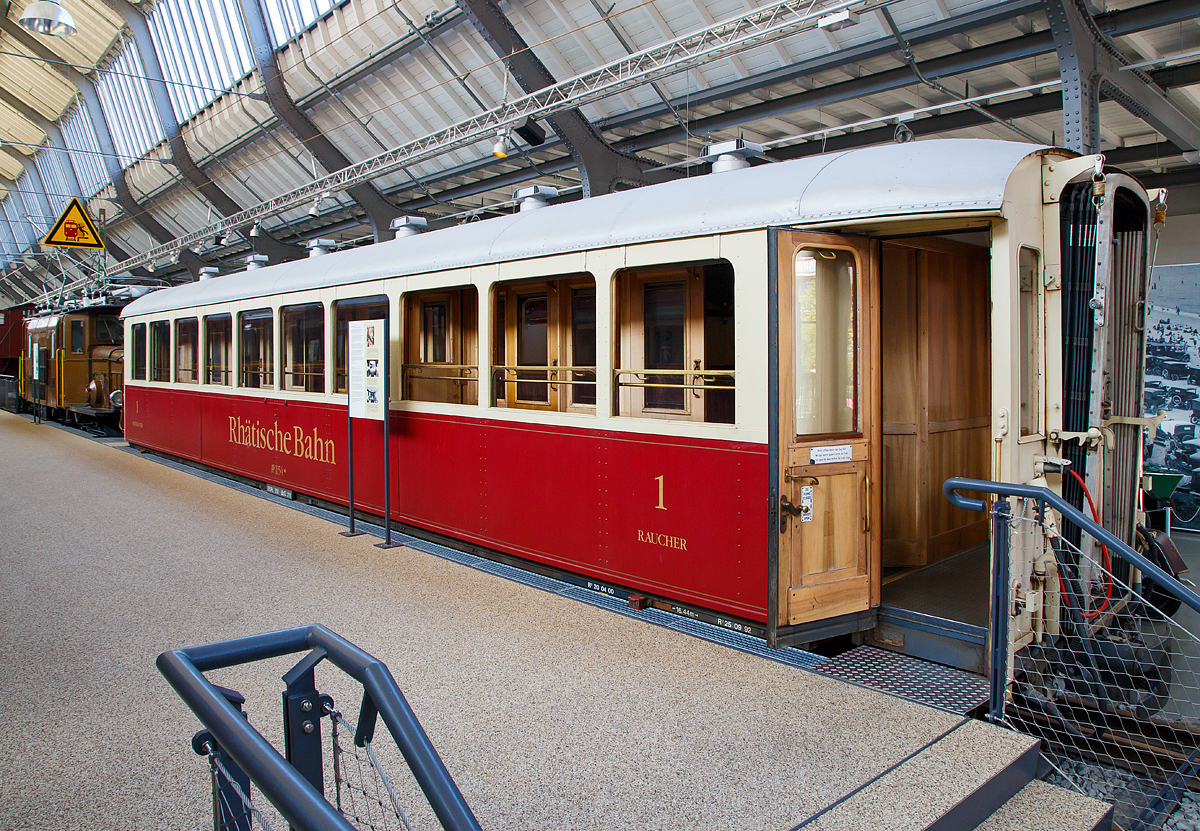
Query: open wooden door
xmin=776 ymin=231 xmax=881 ymax=627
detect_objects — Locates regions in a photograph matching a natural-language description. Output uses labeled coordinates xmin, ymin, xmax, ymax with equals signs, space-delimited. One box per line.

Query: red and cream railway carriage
xmin=121 ymin=139 xmax=1155 ymax=650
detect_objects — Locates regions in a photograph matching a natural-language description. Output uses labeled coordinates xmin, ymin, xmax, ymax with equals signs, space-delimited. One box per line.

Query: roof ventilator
xmin=390 ymin=216 xmax=428 ymax=238
xmin=198 ymin=267 xmax=219 ymax=280
xmin=307 ymin=239 xmax=335 ymax=257
xmin=514 ymin=185 xmax=558 ymax=212
xmin=245 ymin=254 xmax=269 ymax=271
xmin=701 ymin=139 xmax=765 ymax=173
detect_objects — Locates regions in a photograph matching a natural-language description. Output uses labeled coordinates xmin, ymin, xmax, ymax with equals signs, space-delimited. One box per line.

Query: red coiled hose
xmin=1057 ymin=468 xmax=1113 ymax=618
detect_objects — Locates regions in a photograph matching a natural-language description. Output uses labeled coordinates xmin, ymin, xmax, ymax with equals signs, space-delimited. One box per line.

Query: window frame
xmin=204 ymin=313 xmax=233 ymax=386
xmin=131 ymin=322 xmax=147 ymax=381
xmin=333 ymin=296 xmax=389 ymax=394
xmin=402 ymin=287 xmax=478 ymax=405
xmin=492 ymin=273 xmax=596 ymax=413
xmin=175 ymin=316 xmax=200 ymax=384
xmin=616 ymin=265 xmax=706 ymax=422
xmin=280 ymin=302 xmax=325 ymax=393
xmin=149 ymin=320 xmax=171 ymax=383
xmin=238 ymin=308 xmax=275 ymax=390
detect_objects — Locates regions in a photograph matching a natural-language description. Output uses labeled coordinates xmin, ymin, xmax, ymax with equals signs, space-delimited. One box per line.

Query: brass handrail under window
xmin=402 ymin=364 xmax=479 ymax=384
xmin=614 ymin=367 xmax=735 ymax=391
xmin=492 ymin=365 xmax=597 ymax=388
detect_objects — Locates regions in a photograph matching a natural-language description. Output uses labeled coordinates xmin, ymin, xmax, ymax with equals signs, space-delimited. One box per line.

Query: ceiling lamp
xmin=18 ymin=0 xmax=77 ymax=37
xmin=492 ymin=128 xmax=510 ymax=159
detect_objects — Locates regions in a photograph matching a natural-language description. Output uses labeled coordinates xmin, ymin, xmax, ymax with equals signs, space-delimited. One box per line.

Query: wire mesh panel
xmin=327 ymin=708 xmax=413 ymax=831
xmin=998 ymin=501 xmax=1200 ymax=831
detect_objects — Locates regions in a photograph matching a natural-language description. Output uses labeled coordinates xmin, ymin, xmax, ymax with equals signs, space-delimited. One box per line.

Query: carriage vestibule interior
xmin=876 ymin=230 xmax=995 ymax=626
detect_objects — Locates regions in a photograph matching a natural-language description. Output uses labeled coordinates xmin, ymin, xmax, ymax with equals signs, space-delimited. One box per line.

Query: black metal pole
xmin=989 ymin=497 xmax=1011 ymax=724
xmin=341 ymin=323 xmax=363 ymax=538
xmin=340 ymin=387 xmax=358 ymax=537
xmin=377 ymin=316 xmax=397 ymax=549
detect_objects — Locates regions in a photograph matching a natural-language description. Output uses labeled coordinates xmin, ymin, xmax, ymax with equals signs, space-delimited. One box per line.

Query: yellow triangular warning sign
xmin=43 ymin=197 xmax=105 ymax=250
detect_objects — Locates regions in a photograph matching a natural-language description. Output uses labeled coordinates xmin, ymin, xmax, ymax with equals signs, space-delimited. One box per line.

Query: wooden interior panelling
xmin=880 ymin=238 xmax=991 ymax=567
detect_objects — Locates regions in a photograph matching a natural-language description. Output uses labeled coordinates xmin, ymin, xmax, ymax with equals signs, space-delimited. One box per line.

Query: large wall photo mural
xmin=1144 ymin=263 xmax=1200 ymax=532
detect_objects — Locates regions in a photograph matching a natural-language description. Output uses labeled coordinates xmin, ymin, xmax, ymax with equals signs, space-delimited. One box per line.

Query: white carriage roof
xmin=123 ymin=139 xmax=1046 ymax=317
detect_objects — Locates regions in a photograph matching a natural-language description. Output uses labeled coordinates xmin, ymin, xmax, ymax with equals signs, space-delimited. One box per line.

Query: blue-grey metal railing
xmin=158 ymin=624 xmax=483 ymax=831
xmin=945 ymin=476 xmax=1200 ymax=831
xmin=943 ymin=477 xmax=1200 ymax=618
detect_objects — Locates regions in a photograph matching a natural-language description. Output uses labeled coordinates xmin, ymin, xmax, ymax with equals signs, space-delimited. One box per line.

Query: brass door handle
xmin=864 ymin=474 xmax=871 ymax=533
xmin=785 ymin=469 xmax=818 ymax=485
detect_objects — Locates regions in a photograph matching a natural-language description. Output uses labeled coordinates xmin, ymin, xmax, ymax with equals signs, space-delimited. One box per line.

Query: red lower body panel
xmin=125 ymin=387 xmax=769 ymax=621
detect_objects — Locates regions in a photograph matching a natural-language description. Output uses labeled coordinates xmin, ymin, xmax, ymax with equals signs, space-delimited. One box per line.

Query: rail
xmin=158 ymin=624 xmax=482 ymax=831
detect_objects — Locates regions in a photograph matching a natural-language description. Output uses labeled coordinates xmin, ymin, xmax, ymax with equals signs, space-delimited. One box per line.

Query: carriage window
xmin=1019 ymin=247 xmax=1042 ymax=437
xmin=175 ymin=318 xmax=199 ymax=383
xmin=493 ymin=274 xmax=595 ymax=411
xmin=96 ymin=316 xmax=123 ymax=343
xmin=70 ymin=319 xmax=84 ymax=353
xmin=239 ymin=309 xmax=274 ymax=389
xmin=615 ymin=261 xmax=734 ymax=423
xmin=282 ymin=303 xmax=324 ymax=393
xmin=334 ymin=296 xmax=388 ymax=394
xmin=205 ymin=314 xmax=232 ymax=385
xmin=149 ymin=320 xmax=171 ymax=382
xmin=132 ymin=323 xmax=146 ymax=380
xmin=794 ymin=248 xmax=856 ymax=435
xmin=403 ymin=287 xmax=477 ymax=404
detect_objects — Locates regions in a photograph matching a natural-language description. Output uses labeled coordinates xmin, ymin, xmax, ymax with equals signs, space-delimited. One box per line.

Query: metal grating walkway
xmin=815 ymin=645 xmax=989 ymax=714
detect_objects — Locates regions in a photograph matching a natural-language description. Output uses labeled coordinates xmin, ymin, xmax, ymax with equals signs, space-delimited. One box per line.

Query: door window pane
xmin=175 ymin=317 xmax=198 ymax=383
xmin=205 ymin=314 xmax=232 ymax=385
xmin=1019 ymin=247 xmax=1041 ymax=436
xmin=794 ymin=248 xmax=857 ymax=435
xmin=644 ymin=281 xmax=686 ymax=410
xmin=572 ymin=287 xmax=596 ymax=406
xmin=423 ymin=302 xmax=448 ymax=363
xmin=70 ymin=319 xmax=84 ymax=353
xmin=517 ymin=293 xmax=549 ymax=403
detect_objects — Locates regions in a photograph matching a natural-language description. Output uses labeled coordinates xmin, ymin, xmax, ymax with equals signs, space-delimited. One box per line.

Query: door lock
xmin=779 ymin=495 xmax=811 ymax=532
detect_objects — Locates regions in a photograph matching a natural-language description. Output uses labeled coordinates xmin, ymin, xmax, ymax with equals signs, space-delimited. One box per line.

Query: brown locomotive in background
xmin=15 ymin=304 xmax=124 ymax=430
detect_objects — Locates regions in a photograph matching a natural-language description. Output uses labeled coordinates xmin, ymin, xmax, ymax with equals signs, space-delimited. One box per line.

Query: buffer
xmin=43 ymin=197 xmax=105 ymax=250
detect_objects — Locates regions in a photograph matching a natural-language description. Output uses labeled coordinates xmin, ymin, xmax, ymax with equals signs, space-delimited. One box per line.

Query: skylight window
xmin=146 ymin=0 xmax=254 ymax=122
xmin=95 ymin=40 xmax=167 ymax=166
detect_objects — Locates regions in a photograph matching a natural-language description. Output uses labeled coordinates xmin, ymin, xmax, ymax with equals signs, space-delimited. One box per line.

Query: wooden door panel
xmin=775 ymin=230 xmax=880 ymax=627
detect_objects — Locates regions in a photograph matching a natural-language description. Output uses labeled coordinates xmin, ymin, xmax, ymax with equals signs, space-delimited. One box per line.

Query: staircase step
xmin=798 ymin=719 xmax=1038 ymax=830
xmin=976 ymin=779 xmax=1113 ymax=831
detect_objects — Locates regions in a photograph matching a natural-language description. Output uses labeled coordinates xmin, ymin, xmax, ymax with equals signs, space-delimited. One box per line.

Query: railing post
xmin=282 ymin=649 xmax=328 ymax=805
xmin=192 ymin=686 xmax=251 ymax=831
xmin=989 ymin=497 xmax=1012 ymax=724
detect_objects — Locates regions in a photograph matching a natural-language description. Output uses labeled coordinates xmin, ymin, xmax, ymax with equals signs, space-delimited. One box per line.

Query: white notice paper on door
xmin=809 ymin=444 xmax=853 ymax=464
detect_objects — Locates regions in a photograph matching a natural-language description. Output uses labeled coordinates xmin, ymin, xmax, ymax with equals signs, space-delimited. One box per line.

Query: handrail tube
xmin=159 ymin=624 xmax=483 ymax=831
xmin=157 ymin=648 xmax=357 ymax=831
xmin=944 ymin=477 xmax=1200 ymax=616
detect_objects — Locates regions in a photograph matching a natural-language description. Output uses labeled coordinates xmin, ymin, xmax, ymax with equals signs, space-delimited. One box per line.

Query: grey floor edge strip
xmin=789 ymin=718 xmax=971 ymax=830
xmin=114 ymin=442 xmax=828 ymax=672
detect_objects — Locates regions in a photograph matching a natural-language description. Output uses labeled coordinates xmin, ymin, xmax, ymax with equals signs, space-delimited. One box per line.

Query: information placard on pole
xmin=342 ymin=319 xmax=395 ymax=545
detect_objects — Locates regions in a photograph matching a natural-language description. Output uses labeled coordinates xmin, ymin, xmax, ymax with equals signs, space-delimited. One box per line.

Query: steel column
xmin=1045 ymin=0 xmax=1200 ymax=155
